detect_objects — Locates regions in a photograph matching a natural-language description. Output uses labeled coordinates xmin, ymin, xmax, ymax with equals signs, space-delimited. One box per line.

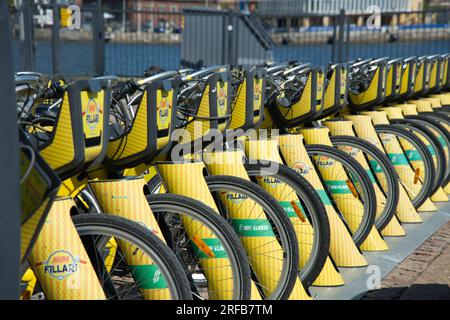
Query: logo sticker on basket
xmin=381 ymin=67 xmax=386 ymax=90
xmin=84 ymin=98 xmax=101 ymax=132
xmin=341 ymin=70 xmax=347 ymax=92
xmin=340 ymin=69 xmax=347 ymax=102
xmin=316 ymin=155 xmax=334 ymax=168
xmin=396 ymin=65 xmax=402 ymax=88
xmin=317 ymin=74 xmax=323 ymax=96
xmin=158 ymin=97 xmax=170 ymax=126
xmin=254 ymin=79 xmax=262 ymax=107
xmin=217 ymin=84 xmax=227 ymax=116
xmin=36 ymin=250 xmax=86 ymax=280
xmin=292 ymin=162 xmax=313 ymax=176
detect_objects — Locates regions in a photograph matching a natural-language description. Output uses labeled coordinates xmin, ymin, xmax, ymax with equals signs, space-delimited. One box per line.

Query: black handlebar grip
xmin=112 ymin=80 xmax=138 ymax=100
xmin=41 ymin=83 xmax=64 ymax=99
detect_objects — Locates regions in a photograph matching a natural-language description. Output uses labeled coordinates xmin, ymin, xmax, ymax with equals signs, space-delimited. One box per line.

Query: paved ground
xmin=362 ymin=221 xmax=450 ymax=299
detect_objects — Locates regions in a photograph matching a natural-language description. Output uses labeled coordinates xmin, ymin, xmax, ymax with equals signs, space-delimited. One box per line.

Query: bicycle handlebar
xmin=40 ymin=82 xmax=65 ymax=100
xmin=180 ymin=65 xmax=229 ymax=82
xmin=349 ymin=58 xmax=373 ymax=69
xmin=267 ymin=63 xmax=290 ymax=74
xmin=112 ymin=80 xmax=139 ymax=100
xmin=136 ymin=70 xmax=179 ymax=85
xmin=91 ymin=75 xmax=119 ymax=82
xmin=282 ymin=63 xmax=312 ymax=76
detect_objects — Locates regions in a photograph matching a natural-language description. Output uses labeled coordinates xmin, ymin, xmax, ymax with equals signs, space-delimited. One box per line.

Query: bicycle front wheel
xmin=375 ymin=124 xmax=435 ymax=208
xmin=205 ymin=175 xmax=299 ymax=300
xmin=305 ymin=144 xmax=377 ymax=246
xmin=330 ymin=135 xmax=400 ymax=231
xmin=147 ymin=193 xmax=252 ymax=300
xmin=72 ymin=214 xmax=193 ymax=300
xmin=243 ymin=162 xmax=330 ymax=288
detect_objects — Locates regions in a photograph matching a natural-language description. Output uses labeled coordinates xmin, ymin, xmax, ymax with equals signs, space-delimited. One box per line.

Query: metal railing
xmin=344 ymin=10 xmax=450 ymax=62
xmin=9 ymin=1 xmax=450 ymax=77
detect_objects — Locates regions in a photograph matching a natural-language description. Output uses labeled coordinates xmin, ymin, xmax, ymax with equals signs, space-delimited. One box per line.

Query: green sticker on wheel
xmin=387 ymin=153 xmax=409 ymax=165
xmin=316 ymin=189 xmax=332 ymax=206
xmin=427 ymin=145 xmax=436 ymax=156
xmin=366 ymin=169 xmax=377 ymax=184
xmin=324 ymin=180 xmax=351 ymax=194
xmin=369 ymin=159 xmax=383 ymax=173
xmin=279 ymin=200 xmax=306 ymax=218
xmin=438 ymin=135 xmax=447 ymax=148
xmin=129 ymin=264 xmax=168 ymax=289
xmin=231 ymin=219 xmax=275 ymax=237
xmin=405 ymin=149 xmax=423 ymax=161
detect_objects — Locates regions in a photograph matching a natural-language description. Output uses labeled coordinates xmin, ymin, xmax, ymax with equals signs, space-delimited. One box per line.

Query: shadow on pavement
xmin=361 ymin=284 xmax=450 ymax=300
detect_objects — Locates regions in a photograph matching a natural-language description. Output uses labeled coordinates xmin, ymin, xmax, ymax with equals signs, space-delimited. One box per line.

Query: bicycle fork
xmin=27 ymin=197 xmax=106 ymax=300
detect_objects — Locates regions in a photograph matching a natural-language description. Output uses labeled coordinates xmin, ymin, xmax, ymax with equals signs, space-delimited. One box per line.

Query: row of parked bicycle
xmin=17 ymin=53 xmax=450 ymax=300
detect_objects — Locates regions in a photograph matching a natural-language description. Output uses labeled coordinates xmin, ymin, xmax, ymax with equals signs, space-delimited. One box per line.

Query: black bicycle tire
xmin=72 ymin=213 xmax=193 ymax=300
xmin=374 ymin=124 xmax=435 ymax=208
xmin=204 ymin=175 xmax=299 ymax=299
xmin=390 ymin=119 xmax=446 ymax=194
xmin=242 ymin=161 xmax=330 ymax=288
xmin=146 ymin=193 xmax=252 ymax=300
xmin=305 ymin=144 xmax=377 ymax=246
xmin=409 ymin=113 xmax=450 ymax=185
xmin=330 ymin=135 xmax=400 ymax=231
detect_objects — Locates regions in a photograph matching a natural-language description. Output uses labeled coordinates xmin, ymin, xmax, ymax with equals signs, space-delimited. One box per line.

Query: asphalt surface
xmin=362 ymin=220 xmax=450 ymax=300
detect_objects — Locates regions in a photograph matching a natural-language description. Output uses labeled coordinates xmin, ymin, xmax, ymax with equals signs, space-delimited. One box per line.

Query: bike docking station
xmin=398 ymin=100 xmax=450 ymax=194
xmin=242 ymin=135 xmax=346 ymax=287
xmin=155 ymin=161 xmax=245 ymax=300
xmin=11 ymin=50 xmax=450 ymax=302
xmin=88 ymin=177 xmax=173 ymax=300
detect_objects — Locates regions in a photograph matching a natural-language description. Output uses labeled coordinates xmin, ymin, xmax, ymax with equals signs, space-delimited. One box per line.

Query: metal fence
xmin=11 ymin=2 xmax=98 ymax=75
xmin=104 ymin=8 xmax=183 ymax=75
xmin=344 ymin=10 xmax=450 ymax=62
xmin=9 ymin=1 xmax=450 ymax=77
xmin=256 ymin=8 xmax=450 ymax=67
xmin=259 ymin=13 xmax=341 ymax=66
